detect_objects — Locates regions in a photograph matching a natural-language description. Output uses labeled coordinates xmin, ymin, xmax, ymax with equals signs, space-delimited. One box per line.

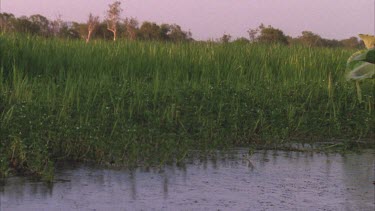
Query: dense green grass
xmin=0 ymin=34 xmax=374 ymax=180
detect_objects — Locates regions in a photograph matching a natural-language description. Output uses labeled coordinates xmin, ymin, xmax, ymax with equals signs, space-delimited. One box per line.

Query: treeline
xmin=0 ymin=14 xmax=193 ymax=42
xmin=225 ymin=24 xmax=364 ymax=49
xmin=0 ymin=1 xmax=365 ymax=48
xmin=0 ymin=2 xmax=192 ymax=42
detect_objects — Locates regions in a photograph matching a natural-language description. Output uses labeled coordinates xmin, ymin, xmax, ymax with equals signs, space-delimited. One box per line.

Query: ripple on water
xmin=0 ymin=149 xmax=374 ymax=210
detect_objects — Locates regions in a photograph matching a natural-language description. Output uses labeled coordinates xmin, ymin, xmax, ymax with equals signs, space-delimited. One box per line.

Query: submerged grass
xmin=0 ymin=34 xmax=374 ymax=180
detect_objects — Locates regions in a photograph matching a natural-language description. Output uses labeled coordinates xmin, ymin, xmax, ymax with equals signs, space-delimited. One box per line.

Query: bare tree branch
xmin=86 ymin=13 xmax=99 ymax=43
xmin=106 ymin=1 xmax=122 ymax=41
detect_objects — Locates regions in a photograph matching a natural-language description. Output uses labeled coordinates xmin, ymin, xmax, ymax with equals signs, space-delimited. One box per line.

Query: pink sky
xmin=1 ymin=0 xmax=374 ymax=40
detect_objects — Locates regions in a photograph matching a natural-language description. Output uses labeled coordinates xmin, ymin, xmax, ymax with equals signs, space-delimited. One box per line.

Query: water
xmin=1 ymin=149 xmax=374 ymax=210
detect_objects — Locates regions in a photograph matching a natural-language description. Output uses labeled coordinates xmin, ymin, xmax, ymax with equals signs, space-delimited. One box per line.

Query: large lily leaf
xmin=348 ymin=48 xmax=375 ymax=64
xmin=346 ymin=62 xmax=375 ymax=81
xmin=346 ymin=49 xmax=375 ymax=81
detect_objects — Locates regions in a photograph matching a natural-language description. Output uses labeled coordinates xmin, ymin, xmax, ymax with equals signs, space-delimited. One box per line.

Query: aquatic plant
xmin=345 ymin=34 xmax=375 ymax=101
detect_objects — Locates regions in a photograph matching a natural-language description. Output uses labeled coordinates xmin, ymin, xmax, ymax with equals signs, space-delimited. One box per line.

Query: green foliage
xmin=138 ymin=21 xmax=164 ymax=40
xmin=11 ymin=16 xmax=40 ymax=35
xmin=137 ymin=22 xmax=191 ymax=42
xmin=232 ymin=37 xmax=250 ymax=44
xmin=340 ymin=37 xmax=363 ymax=49
xmin=219 ymin=34 xmax=232 ymax=43
xmin=354 ymin=48 xmax=375 ymax=64
xmin=0 ymin=13 xmax=16 ymax=33
xmin=295 ymin=31 xmax=324 ymax=47
xmin=257 ymin=24 xmax=288 ymax=45
xmin=0 ymin=35 xmax=373 ymax=180
xmin=0 ymin=12 xmax=192 ymax=42
xmin=346 ymin=49 xmax=375 ymax=81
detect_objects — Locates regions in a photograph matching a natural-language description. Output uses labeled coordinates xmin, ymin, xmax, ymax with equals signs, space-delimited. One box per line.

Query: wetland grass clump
xmin=0 ymin=35 xmax=374 ymax=179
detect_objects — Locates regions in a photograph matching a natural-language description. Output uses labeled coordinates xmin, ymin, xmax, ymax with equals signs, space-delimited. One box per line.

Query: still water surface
xmin=0 ymin=149 xmax=374 ymax=210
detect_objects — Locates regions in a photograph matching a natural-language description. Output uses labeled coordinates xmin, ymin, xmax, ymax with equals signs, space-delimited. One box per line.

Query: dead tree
xmin=106 ymin=1 xmax=122 ymax=41
xmin=86 ymin=13 xmax=99 ymax=43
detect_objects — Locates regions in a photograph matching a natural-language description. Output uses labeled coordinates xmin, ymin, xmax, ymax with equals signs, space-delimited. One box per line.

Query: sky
xmin=1 ymin=0 xmax=374 ymax=40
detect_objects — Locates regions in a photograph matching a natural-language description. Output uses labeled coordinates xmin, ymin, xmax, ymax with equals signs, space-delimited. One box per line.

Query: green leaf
xmin=346 ymin=49 xmax=375 ymax=81
xmin=364 ymin=49 xmax=375 ymax=64
xmin=348 ymin=49 xmax=375 ymax=64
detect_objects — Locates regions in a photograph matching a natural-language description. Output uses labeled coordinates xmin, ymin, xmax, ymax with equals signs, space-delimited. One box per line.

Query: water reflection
xmin=0 ymin=149 xmax=373 ymax=210
xmin=341 ymin=151 xmax=374 ymax=209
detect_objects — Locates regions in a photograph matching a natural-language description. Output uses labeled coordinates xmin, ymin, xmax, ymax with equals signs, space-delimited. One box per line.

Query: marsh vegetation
xmin=0 ymin=35 xmax=373 ymax=179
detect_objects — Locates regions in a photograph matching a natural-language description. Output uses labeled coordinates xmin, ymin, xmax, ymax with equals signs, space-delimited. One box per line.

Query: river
xmin=1 ymin=149 xmax=374 ymax=210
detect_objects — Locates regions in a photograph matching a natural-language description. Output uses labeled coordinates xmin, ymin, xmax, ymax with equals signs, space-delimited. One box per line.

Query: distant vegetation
xmin=229 ymin=24 xmax=364 ymax=49
xmin=0 ymin=1 xmax=193 ymax=42
xmin=0 ymin=1 xmax=365 ymax=48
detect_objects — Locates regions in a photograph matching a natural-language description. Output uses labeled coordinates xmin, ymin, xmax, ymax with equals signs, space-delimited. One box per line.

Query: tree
xmin=138 ymin=21 xmax=162 ymax=40
xmin=94 ymin=22 xmax=113 ymax=40
xmin=219 ymin=33 xmax=231 ymax=43
xmin=296 ymin=31 xmax=324 ymax=47
xmin=159 ymin=23 xmax=171 ymax=41
xmin=59 ymin=23 xmax=80 ymax=39
xmin=12 ymin=16 xmax=39 ymax=35
xmin=340 ymin=37 xmax=362 ymax=49
xmin=86 ymin=13 xmax=99 ymax=43
xmin=29 ymin=14 xmax=50 ymax=37
xmin=257 ymin=24 xmax=288 ymax=45
xmin=0 ymin=12 xmax=15 ymax=32
xmin=322 ymin=38 xmax=341 ymax=48
xmin=106 ymin=1 xmax=122 ymax=41
xmin=124 ymin=17 xmax=138 ymax=40
xmin=50 ymin=15 xmax=64 ymax=37
xmin=233 ymin=37 xmax=250 ymax=44
xmin=71 ymin=22 xmax=87 ymax=39
xmin=136 ymin=22 xmax=192 ymax=42
xmin=168 ymin=24 xmax=191 ymax=42
xmin=247 ymin=27 xmax=259 ymax=42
